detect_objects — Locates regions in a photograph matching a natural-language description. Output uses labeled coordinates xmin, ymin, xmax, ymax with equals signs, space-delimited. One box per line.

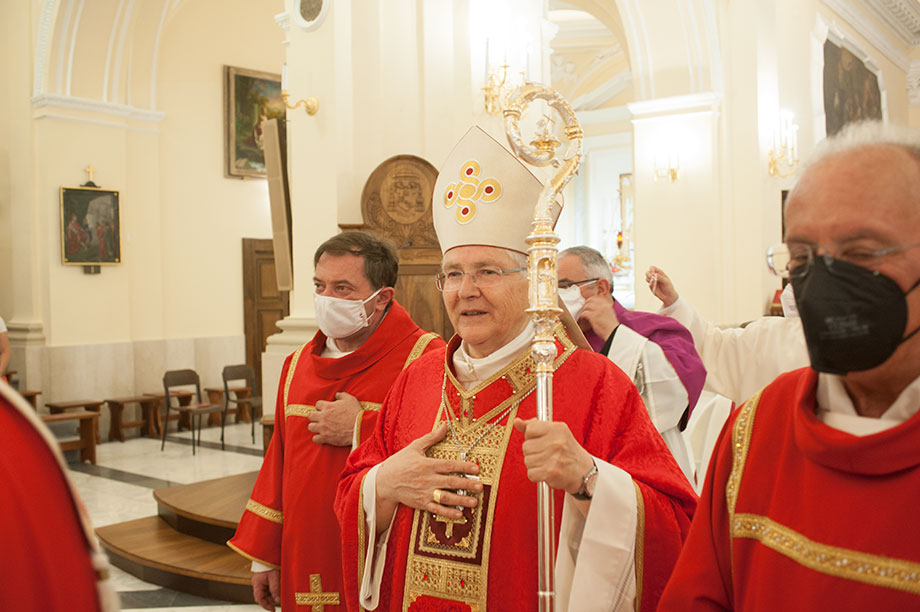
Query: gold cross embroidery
xmin=435 ymin=511 xmax=468 ymax=539
xmin=294 ymin=573 xmax=340 ymax=610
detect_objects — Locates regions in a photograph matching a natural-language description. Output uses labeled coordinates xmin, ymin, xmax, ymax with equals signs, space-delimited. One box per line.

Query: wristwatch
xmin=572 ymin=459 xmax=598 ymax=500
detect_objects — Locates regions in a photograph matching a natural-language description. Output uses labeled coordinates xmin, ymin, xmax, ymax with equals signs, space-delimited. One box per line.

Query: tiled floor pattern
xmin=66 ymin=422 xmax=266 ymax=611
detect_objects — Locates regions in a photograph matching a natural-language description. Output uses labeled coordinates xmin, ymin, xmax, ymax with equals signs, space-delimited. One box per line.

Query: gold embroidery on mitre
xmin=245 ymin=499 xmax=283 ymax=524
xmin=732 ymin=513 xmax=920 ymax=595
xmin=443 ymin=160 xmax=502 ymax=224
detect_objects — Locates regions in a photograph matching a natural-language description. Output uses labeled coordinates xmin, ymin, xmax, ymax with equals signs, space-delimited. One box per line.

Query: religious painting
xmin=823 ymin=39 xmax=882 ymax=137
xmin=60 ymin=186 xmax=121 ymax=265
xmin=224 ymin=65 xmax=285 ymax=179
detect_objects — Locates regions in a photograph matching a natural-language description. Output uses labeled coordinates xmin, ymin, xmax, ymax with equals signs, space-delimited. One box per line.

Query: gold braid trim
xmin=360 ymin=401 xmax=382 ymax=412
xmin=283 ymin=344 xmax=307 ymax=409
xmin=633 ymin=480 xmax=645 ymax=612
xmin=732 ymin=513 xmax=920 ymax=595
xmin=244 ymin=499 xmax=283 ymax=524
xmin=725 ymin=388 xmax=764 ymax=517
xmin=285 ymin=404 xmax=317 ymax=418
xmin=226 ymin=541 xmax=280 ymax=569
xmin=403 ymin=332 xmax=440 ymax=370
xmin=725 ymin=387 xmax=764 ymax=574
xmin=357 ymin=472 xmax=368 ymax=612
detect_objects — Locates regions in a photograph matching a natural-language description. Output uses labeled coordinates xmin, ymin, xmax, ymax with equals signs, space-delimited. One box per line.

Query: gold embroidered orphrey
xmin=726 ymin=389 xmax=920 ymax=595
xmin=294 ymin=573 xmax=341 ymax=610
xmin=402 ymin=327 xmax=576 ymax=611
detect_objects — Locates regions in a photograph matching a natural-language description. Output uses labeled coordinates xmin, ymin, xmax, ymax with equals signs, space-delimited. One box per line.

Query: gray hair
xmin=559 ymin=246 xmax=613 ymax=286
xmin=802 ymin=121 xmax=920 ymax=176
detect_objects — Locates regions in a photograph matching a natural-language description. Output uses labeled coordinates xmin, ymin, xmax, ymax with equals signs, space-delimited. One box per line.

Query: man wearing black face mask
xmin=660 ymin=121 xmax=920 ymax=611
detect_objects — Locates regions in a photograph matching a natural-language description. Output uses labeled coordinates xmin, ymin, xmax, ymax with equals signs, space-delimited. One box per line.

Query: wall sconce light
xmin=768 ymin=110 xmax=798 ymax=177
xmin=281 ymin=64 xmax=319 ymax=116
xmin=654 ymin=153 xmax=680 ymax=183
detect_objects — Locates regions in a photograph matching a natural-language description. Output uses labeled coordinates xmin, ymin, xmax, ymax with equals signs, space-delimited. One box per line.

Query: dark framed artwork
xmin=823 ymin=39 xmax=882 ymax=137
xmin=224 ymin=65 xmax=285 ymax=179
xmin=60 ymin=186 xmax=121 ymax=265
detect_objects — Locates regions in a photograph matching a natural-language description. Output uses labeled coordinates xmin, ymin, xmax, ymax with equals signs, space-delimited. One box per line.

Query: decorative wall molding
xmin=627 ymin=91 xmax=721 ymax=119
xmin=34 ymin=0 xmax=57 ymax=97
xmin=909 ymin=59 xmax=920 ymax=106
xmin=822 ymin=0 xmax=910 ymax=71
xmin=32 ymin=94 xmax=165 ymax=132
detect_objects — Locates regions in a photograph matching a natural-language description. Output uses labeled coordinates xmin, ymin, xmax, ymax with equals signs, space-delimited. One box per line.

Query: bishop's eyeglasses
xmin=435 ymin=267 xmax=526 ymax=292
xmin=766 ymin=242 xmax=920 ymax=279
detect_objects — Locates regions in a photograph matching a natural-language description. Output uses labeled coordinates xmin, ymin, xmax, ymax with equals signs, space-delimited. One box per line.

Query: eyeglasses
xmin=435 ymin=267 xmax=526 ymax=292
xmin=557 ymin=278 xmax=599 ymax=290
xmin=766 ymin=242 xmax=920 ymax=279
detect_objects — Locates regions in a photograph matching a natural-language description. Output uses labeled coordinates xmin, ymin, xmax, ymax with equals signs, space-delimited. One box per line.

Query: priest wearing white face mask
xmin=557 ymin=246 xmax=705 ymax=483
xmin=335 ymin=127 xmax=697 ymax=612
xmin=229 ymin=231 xmax=444 ymax=612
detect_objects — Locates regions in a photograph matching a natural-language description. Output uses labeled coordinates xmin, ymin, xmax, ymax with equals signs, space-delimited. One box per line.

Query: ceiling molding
xmin=864 ymin=0 xmax=920 ymax=46
xmin=822 ymin=0 xmax=911 ymax=71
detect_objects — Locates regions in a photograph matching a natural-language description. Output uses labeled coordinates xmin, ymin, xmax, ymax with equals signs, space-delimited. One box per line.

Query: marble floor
xmin=63 ymin=421 xmax=268 ymax=611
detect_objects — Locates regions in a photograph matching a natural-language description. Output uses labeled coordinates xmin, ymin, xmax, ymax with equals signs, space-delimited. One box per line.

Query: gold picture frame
xmin=60 ymin=185 xmax=121 ymax=266
xmin=224 ymin=65 xmax=285 ymax=179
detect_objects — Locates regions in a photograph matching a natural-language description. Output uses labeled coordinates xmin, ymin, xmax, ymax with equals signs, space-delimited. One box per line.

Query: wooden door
xmin=242 ymin=239 xmax=290 ymax=394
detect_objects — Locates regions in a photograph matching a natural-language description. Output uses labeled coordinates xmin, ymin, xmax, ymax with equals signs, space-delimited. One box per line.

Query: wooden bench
xmin=46 ymin=399 xmax=103 ymax=444
xmin=105 ymin=395 xmax=161 ymax=442
xmin=145 ymin=390 xmax=194 ymax=432
xmin=204 ymin=386 xmax=251 ymax=425
xmin=41 ymin=410 xmax=98 ymax=464
xmin=261 ymin=413 xmax=274 ymax=454
xmin=18 ymin=390 xmax=41 ymax=409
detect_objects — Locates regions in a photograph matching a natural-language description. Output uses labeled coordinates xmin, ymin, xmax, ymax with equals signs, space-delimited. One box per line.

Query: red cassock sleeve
xmin=0 ymin=395 xmax=102 ymax=612
xmin=226 ymin=352 xmax=293 ymax=568
xmin=657 ymin=409 xmax=738 ymax=611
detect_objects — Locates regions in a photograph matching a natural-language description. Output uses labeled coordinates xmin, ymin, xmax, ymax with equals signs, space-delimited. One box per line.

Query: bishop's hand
xmin=514 ymin=418 xmax=594 ymax=495
xmin=308 ymin=391 xmax=362 ymax=446
xmin=374 ymin=424 xmax=481 ymax=533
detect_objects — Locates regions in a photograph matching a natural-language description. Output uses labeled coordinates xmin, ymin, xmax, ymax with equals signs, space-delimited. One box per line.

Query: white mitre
xmin=432 ymin=126 xmax=561 ymax=254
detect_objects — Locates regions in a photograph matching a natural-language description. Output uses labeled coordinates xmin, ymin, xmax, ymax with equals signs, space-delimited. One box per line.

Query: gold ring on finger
xmin=432 ymin=489 xmax=443 ymax=504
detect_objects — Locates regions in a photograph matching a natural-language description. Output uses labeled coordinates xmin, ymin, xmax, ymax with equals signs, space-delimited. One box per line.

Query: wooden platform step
xmin=97 ymin=516 xmax=254 ymax=603
xmin=155 ymin=471 xmax=257 ymax=544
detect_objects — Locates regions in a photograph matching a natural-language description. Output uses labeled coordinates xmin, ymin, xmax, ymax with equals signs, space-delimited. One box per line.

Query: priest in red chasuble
xmin=659 ymin=122 xmax=920 ymax=610
xmin=0 ymin=380 xmax=118 ymax=612
xmin=228 ymin=231 xmax=443 ymax=611
xmin=335 ymin=127 xmax=697 ymax=612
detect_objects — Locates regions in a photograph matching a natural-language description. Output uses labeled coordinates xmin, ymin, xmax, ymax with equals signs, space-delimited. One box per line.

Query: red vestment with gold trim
xmin=659 ymin=368 xmax=920 ymax=610
xmin=0 ymin=385 xmax=103 ymax=612
xmin=335 ymin=330 xmax=697 ymax=611
xmin=228 ymin=301 xmax=443 ymax=611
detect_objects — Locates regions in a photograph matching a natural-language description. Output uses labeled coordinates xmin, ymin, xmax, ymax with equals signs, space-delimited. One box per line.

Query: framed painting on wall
xmin=224 ymin=65 xmax=285 ymax=179
xmin=60 ymin=186 xmax=121 ymax=265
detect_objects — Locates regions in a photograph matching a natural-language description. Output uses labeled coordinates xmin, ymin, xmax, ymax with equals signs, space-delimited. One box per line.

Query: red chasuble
xmin=228 ymin=301 xmax=443 ymax=611
xmin=0 ymin=384 xmax=104 ymax=612
xmin=659 ymin=368 xmax=920 ymax=610
xmin=335 ymin=326 xmax=697 ymax=612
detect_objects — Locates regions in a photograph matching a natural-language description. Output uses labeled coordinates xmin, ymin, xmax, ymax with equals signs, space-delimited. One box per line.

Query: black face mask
xmin=791 ymin=256 xmax=920 ymax=375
